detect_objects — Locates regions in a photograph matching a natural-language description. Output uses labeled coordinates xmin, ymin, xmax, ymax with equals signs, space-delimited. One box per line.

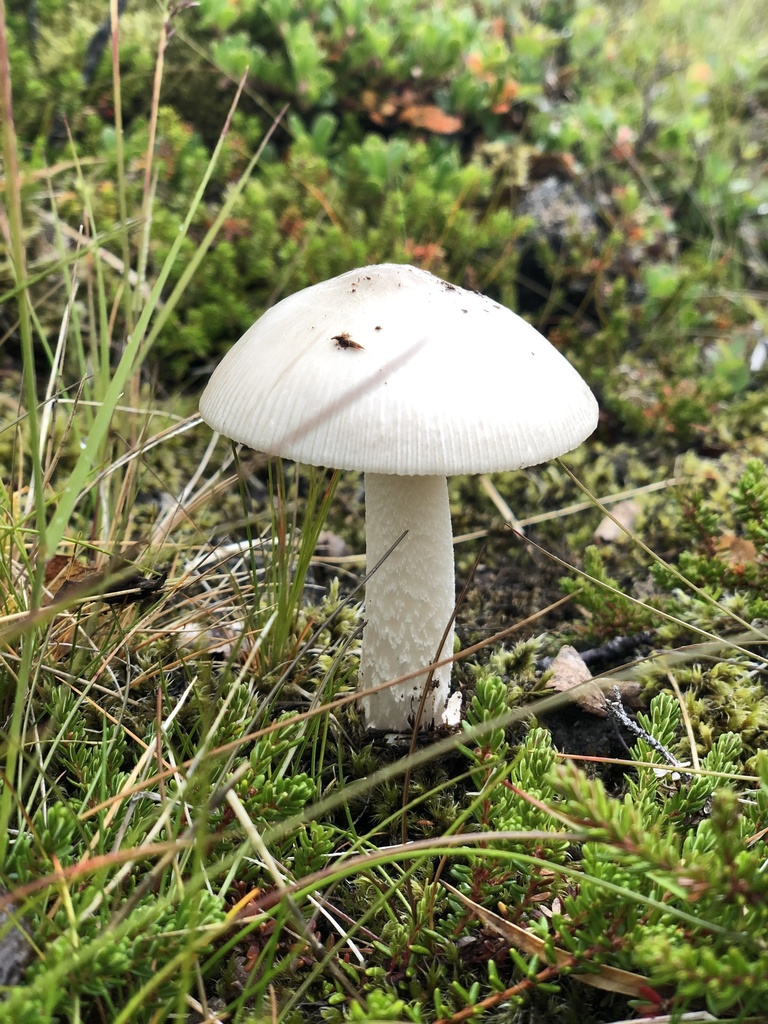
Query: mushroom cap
xmin=200 ymin=264 xmax=598 ymax=475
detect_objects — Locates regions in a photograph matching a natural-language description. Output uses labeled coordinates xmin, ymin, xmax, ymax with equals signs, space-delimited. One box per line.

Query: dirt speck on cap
xmin=333 ymin=332 xmax=365 ymax=351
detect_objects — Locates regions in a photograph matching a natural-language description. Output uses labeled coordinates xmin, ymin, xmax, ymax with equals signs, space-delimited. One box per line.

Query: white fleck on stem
xmin=359 ymin=473 xmax=456 ymax=731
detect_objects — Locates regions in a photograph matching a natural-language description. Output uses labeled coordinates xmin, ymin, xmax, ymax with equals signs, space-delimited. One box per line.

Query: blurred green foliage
xmin=3 ymin=0 xmax=766 ymax=436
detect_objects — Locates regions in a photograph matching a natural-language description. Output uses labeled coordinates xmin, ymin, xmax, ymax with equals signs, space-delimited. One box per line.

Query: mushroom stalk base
xmin=359 ymin=473 xmax=456 ymax=731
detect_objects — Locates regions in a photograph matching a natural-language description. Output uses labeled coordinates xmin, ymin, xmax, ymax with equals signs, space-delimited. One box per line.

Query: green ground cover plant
xmin=2 ymin=0 xmax=768 ymax=1020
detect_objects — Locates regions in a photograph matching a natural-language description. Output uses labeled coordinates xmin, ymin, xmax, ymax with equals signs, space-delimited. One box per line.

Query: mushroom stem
xmin=359 ymin=473 xmax=455 ymax=731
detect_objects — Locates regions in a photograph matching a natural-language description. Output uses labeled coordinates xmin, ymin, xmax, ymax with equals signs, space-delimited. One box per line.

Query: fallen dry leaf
xmin=443 ymin=882 xmax=656 ymax=999
xmin=44 ymin=555 xmax=103 ymax=600
xmin=545 ymin=646 xmax=642 ymax=716
xmin=43 ymin=554 xmax=166 ymax=607
xmin=594 ymin=498 xmax=641 ymax=544
xmin=545 ymin=645 xmax=608 ymax=716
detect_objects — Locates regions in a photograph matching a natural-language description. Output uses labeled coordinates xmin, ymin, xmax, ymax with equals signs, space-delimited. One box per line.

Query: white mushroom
xmin=199 ymin=264 xmax=598 ymax=732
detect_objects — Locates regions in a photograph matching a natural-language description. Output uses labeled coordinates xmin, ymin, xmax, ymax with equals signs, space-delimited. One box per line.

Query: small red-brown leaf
xmin=716 ymin=533 xmax=758 ymax=566
xmin=398 ymin=104 xmax=463 ymax=134
xmin=403 ymin=240 xmax=445 ymax=269
xmin=491 ymin=78 xmax=519 ymax=113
